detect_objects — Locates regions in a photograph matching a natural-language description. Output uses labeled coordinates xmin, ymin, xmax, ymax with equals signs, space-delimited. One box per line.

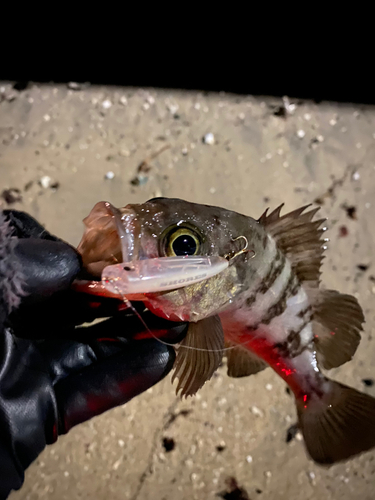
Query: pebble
xmin=282 ymin=96 xmax=296 ymax=114
xmin=265 ymin=383 xmax=273 ymax=391
xmin=297 ymin=129 xmax=306 ymax=139
xmin=251 ymin=406 xmax=264 ymax=417
xmin=105 ymin=171 xmax=115 ymax=180
xmin=119 ymin=96 xmax=128 ymax=105
xmin=43 ymin=114 xmax=51 ymax=121
xmin=209 ymin=187 xmax=216 ymax=194
xmin=329 ymin=118 xmax=337 ymax=126
xmin=304 ymin=113 xmax=312 ymax=121
xmin=118 ymin=439 xmax=125 ymax=447
xmin=203 ymin=132 xmax=215 ymax=145
xmin=67 ymin=82 xmax=80 ymax=90
xmin=316 ymin=134 xmax=324 ymax=142
xmin=40 ymin=176 xmax=52 ymax=188
xmin=307 ymin=471 xmax=316 ymax=485
xmin=352 ymin=171 xmax=360 ymax=180
xmin=246 ymin=455 xmax=253 ymax=463
xmin=167 ymin=103 xmax=179 ymax=115
xmin=102 ymin=99 xmax=112 ymax=109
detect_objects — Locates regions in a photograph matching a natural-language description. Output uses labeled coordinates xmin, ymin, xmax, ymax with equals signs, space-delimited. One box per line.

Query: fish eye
xmin=165 ymin=227 xmax=201 ymax=257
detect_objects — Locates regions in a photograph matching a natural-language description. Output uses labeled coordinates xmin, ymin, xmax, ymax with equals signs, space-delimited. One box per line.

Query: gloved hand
xmin=0 ymin=210 xmax=187 ymax=499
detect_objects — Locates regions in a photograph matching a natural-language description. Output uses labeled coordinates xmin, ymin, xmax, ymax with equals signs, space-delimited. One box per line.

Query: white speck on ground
xmin=102 ymin=99 xmax=112 ymax=109
xmin=251 ymin=406 xmax=264 ymax=417
xmin=352 ymin=171 xmax=360 ymax=180
xmin=203 ymin=132 xmax=215 ymax=145
xmin=40 ymin=176 xmax=52 ymax=188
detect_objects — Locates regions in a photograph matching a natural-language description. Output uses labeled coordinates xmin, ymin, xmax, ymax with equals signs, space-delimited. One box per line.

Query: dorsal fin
xmin=258 ymin=204 xmax=326 ymax=289
xmin=171 ymin=315 xmax=224 ymax=398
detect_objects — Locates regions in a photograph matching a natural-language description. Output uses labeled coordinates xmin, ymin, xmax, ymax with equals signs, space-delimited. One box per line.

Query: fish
xmin=77 ymin=198 xmax=375 ymax=465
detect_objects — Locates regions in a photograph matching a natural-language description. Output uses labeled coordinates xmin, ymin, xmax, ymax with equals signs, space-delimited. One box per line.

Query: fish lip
xmin=114 ymin=206 xmax=139 ymax=262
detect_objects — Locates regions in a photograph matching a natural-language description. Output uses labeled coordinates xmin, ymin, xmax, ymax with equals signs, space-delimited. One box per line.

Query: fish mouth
xmin=115 ymin=204 xmax=140 ymax=263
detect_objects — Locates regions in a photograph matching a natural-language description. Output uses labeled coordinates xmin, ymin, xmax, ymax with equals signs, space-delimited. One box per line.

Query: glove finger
xmin=54 ymin=339 xmax=175 ymax=433
xmin=13 ymin=239 xmax=81 ymax=303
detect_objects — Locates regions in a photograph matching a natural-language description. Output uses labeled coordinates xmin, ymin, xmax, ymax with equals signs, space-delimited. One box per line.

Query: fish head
xmin=118 ymin=198 xmax=267 ymax=322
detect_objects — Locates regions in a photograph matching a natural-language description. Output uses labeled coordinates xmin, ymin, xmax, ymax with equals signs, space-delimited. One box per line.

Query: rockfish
xmin=77 ymin=198 xmax=375 ymax=465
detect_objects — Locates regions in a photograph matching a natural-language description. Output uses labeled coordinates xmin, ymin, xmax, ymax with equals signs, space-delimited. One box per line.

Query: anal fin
xmin=225 ymin=341 xmax=268 ymax=377
xmin=171 ymin=315 xmax=224 ymax=398
xmin=313 ymin=289 xmax=364 ymax=369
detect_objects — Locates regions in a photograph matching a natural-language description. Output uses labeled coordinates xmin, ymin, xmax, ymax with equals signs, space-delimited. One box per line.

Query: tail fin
xmin=297 ymin=380 xmax=375 ymax=464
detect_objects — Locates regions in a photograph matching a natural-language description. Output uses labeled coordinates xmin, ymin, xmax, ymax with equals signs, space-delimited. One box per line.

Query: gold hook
xmin=224 ymin=235 xmax=255 ymax=261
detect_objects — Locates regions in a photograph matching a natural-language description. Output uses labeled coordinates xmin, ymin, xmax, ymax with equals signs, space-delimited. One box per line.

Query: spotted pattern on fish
xmin=243 ymin=249 xmax=285 ymax=309
xmin=273 ymin=320 xmax=312 ymax=358
xmin=261 ymin=272 xmax=300 ymax=325
xmin=297 ymin=305 xmax=313 ymax=320
xmin=257 ymin=250 xmax=286 ymax=295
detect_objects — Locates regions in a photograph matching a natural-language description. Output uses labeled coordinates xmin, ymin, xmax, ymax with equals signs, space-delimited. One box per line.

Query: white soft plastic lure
xmin=102 ymin=255 xmax=229 ymax=295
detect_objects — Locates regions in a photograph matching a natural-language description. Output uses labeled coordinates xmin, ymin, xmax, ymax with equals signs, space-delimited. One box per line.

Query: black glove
xmin=0 ymin=210 xmax=187 ymax=499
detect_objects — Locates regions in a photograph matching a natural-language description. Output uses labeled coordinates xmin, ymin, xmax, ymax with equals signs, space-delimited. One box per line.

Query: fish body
xmin=78 ymin=198 xmax=375 ymax=464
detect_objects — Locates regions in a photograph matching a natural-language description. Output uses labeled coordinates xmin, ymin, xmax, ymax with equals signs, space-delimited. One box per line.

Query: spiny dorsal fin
xmin=225 ymin=340 xmax=268 ymax=377
xmin=313 ymin=289 xmax=364 ymax=370
xmin=171 ymin=315 xmax=224 ymax=398
xmin=259 ymin=204 xmax=326 ymax=289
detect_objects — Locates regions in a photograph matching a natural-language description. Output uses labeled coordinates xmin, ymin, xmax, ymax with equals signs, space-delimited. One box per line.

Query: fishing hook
xmin=224 ymin=235 xmax=256 ymax=261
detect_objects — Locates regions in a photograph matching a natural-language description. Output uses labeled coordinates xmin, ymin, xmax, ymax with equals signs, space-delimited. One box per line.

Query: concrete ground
xmin=1 ymin=82 xmax=375 ymax=500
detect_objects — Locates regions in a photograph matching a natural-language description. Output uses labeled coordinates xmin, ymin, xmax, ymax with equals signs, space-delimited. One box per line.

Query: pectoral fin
xmin=171 ymin=315 xmax=224 ymax=398
xmin=313 ymin=289 xmax=364 ymax=369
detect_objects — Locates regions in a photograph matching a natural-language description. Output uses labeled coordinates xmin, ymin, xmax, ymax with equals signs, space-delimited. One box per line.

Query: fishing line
xmin=105 ymin=245 xmax=261 ymax=353
xmin=109 ymin=281 xmax=257 ymax=354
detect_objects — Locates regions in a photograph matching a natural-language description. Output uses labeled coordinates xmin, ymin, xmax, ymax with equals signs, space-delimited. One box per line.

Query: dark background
xmin=1 ymin=42 xmax=372 ymax=104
